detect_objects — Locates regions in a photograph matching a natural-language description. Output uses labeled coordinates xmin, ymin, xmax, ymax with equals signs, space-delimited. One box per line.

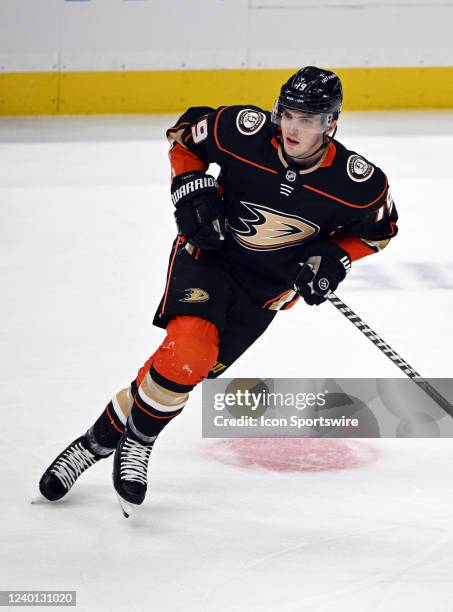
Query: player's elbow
xmin=363 ymin=222 xmax=399 ymax=253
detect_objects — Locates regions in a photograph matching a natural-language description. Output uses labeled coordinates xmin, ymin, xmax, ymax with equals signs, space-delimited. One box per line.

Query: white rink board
xmin=1 ymin=112 xmax=453 ymax=611
xmin=0 ymin=0 xmax=452 ymax=72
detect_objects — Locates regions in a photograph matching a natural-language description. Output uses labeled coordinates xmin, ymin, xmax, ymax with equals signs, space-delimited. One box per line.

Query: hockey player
xmin=39 ymin=67 xmax=398 ymax=516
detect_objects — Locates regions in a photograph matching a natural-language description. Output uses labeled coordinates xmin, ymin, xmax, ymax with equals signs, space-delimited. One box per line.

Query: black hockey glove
xmin=172 ymin=171 xmax=226 ymax=250
xmin=293 ymin=241 xmax=351 ymax=305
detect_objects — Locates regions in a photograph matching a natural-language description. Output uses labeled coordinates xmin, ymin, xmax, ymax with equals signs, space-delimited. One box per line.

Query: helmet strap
xmin=282 ymin=125 xmax=337 ymax=163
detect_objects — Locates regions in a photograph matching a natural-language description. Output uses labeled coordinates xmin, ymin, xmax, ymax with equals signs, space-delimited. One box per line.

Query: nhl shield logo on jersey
xmin=347 ymin=155 xmax=375 ymax=182
xmin=179 ymin=288 xmax=210 ymax=303
xmin=285 ymin=170 xmax=297 ymax=182
xmin=229 ymin=202 xmax=319 ymax=251
xmin=236 ymin=109 xmax=267 ymax=136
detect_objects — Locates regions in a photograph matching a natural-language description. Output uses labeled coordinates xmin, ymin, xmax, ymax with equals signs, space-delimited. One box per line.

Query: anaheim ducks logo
xmin=179 ymin=288 xmax=210 ymax=303
xmin=229 ymin=202 xmax=319 ymax=251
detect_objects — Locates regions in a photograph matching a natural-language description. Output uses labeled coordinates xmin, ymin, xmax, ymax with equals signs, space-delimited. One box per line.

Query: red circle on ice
xmin=205 ymin=438 xmax=380 ymax=472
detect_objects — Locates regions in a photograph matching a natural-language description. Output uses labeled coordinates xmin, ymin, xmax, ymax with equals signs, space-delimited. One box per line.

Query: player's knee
xmin=152 ymin=316 xmax=219 ymax=389
xmin=135 ymin=350 xmax=158 ymax=388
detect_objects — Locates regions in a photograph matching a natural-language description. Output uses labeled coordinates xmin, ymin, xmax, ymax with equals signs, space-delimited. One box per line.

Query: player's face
xmin=280 ymin=109 xmax=332 ymax=160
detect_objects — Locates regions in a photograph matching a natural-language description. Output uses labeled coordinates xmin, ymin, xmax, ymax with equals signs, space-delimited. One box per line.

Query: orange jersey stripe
xmin=262 ymin=289 xmax=292 ymax=309
xmin=319 ymin=141 xmax=336 ymax=168
xmin=303 ymin=179 xmax=388 ymax=209
xmin=282 ymin=295 xmax=300 ymax=310
xmin=160 ymin=236 xmax=183 ymax=318
xmin=214 ymin=107 xmax=278 ymax=175
xmin=167 ymin=121 xmax=190 ymax=133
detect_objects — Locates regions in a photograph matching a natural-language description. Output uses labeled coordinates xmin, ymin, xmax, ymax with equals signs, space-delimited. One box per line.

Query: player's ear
xmin=326 ymin=119 xmax=337 ymax=134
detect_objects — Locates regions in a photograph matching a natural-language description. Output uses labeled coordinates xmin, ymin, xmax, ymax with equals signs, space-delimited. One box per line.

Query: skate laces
xmin=51 ymin=442 xmax=97 ymax=490
xmin=120 ymin=437 xmax=152 ymax=485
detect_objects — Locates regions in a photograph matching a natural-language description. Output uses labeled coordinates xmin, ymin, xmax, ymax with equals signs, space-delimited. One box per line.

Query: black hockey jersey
xmin=167 ymin=105 xmax=398 ymax=309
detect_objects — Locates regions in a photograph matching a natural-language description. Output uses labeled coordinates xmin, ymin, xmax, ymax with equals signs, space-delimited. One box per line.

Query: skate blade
xmin=31 ymin=489 xmax=58 ymax=505
xmin=116 ymin=493 xmax=138 ymax=518
xmin=31 ymin=495 xmax=47 ymax=505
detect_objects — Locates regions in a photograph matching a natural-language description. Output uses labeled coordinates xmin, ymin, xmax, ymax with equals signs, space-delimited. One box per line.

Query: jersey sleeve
xmin=167 ymin=106 xmax=225 ymax=179
xmin=331 ymin=186 xmax=399 ymax=261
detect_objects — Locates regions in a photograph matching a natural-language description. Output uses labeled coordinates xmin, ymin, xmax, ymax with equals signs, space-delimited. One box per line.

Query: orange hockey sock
xmin=129 ymin=316 xmax=219 ymax=439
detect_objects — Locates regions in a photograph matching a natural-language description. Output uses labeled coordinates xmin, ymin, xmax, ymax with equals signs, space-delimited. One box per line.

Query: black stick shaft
xmin=327 ymin=293 xmax=453 ymax=418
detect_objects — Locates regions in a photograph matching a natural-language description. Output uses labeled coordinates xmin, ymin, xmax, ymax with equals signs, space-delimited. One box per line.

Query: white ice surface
xmin=1 ymin=112 xmax=453 ymax=612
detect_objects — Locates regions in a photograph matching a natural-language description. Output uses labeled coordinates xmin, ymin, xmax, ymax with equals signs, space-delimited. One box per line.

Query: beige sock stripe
xmin=112 ymin=389 xmax=130 ymax=424
xmin=138 ymin=371 xmax=188 ymax=413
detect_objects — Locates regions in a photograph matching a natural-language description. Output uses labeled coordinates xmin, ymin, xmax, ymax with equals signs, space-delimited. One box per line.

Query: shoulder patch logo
xmin=236 ymin=109 xmax=267 ymax=136
xmin=347 ymin=155 xmax=375 ymax=182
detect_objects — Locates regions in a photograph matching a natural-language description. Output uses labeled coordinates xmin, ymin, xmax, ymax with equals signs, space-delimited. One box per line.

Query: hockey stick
xmin=327 ymin=293 xmax=453 ymax=418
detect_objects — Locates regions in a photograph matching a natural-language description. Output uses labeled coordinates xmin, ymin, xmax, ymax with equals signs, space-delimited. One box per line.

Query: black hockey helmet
xmin=272 ymin=66 xmax=343 ymax=126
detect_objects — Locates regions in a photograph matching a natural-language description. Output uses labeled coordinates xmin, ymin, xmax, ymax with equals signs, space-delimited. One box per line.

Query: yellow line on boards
xmin=1 ymin=67 xmax=453 ymax=115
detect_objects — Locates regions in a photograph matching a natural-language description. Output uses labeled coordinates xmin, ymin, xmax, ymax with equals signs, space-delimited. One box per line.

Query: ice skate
xmin=39 ymin=428 xmax=113 ymax=501
xmin=113 ymin=428 xmax=154 ymax=518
